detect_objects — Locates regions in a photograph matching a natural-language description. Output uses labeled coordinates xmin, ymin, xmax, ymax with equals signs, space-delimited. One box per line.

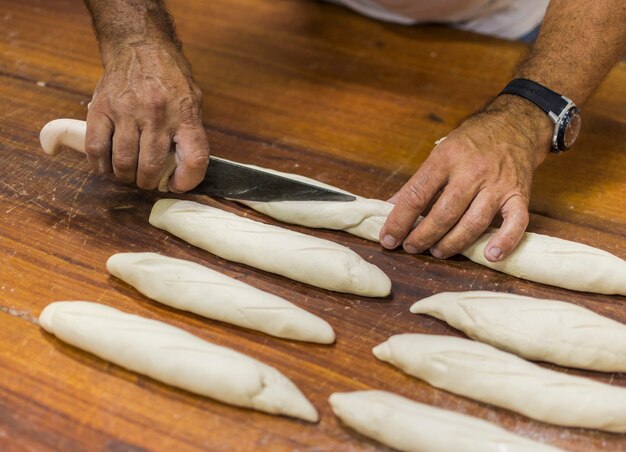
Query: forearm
xmin=83 ymin=0 xmax=181 ymax=64
xmin=516 ymin=0 xmax=626 ymax=105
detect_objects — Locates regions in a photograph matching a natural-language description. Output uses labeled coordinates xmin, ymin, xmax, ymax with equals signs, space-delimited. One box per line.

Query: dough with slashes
xmin=228 ymin=163 xmax=626 ymax=295
xmin=462 ymin=231 xmax=626 ymax=295
xmin=39 ymin=301 xmax=318 ymax=422
xmin=149 ymin=199 xmax=391 ymax=297
xmin=232 ymin=163 xmax=393 ymax=241
xmin=330 ymin=390 xmax=562 ymax=452
xmin=107 ymin=252 xmax=335 ymax=344
xmin=411 ymin=291 xmax=626 ymax=372
xmin=374 ymin=334 xmax=626 ymax=433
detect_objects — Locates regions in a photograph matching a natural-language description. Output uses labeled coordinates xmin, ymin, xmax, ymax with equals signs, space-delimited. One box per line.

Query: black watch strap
xmin=500 ymin=78 xmax=568 ymax=122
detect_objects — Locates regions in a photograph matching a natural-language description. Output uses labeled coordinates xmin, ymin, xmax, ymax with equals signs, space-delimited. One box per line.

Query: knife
xmin=40 ymin=119 xmax=356 ymax=202
xmin=193 ymin=157 xmax=355 ymax=201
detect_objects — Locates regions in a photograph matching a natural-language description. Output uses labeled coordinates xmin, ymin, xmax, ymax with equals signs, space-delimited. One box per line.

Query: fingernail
xmin=382 ymin=235 xmax=397 ymax=249
xmin=404 ymin=244 xmax=418 ymax=254
xmin=489 ymin=246 xmax=502 ymax=259
xmin=430 ymin=248 xmax=443 ymax=259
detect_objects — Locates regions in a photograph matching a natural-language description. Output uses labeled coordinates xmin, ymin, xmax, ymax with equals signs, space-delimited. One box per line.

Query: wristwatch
xmin=499 ymin=78 xmax=582 ymax=153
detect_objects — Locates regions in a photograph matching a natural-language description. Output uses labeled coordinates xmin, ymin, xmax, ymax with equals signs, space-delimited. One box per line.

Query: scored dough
xmin=39 ymin=301 xmax=318 ymax=422
xmin=329 ymin=390 xmax=562 ymax=452
xmin=107 ymin=252 xmax=335 ymax=344
xmin=463 ymin=231 xmax=626 ymax=295
xmin=410 ymin=291 xmax=626 ymax=372
xmin=226 ymin=162 xmax=626 ymax=295
xmin=231 ymin=162 xmax=393 ymax=242
xmin=149 ymin=199 xmax=391 ymax=297
xmin=373 ymin=334 xmax=626 ymax=433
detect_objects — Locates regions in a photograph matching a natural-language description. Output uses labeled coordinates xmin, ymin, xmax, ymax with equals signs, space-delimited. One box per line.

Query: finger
xmin=430 ymin=190 xmax=500 ymax=259
xmin=136 ymin=127 xmax=173 ymax=190
xmin=168 ymin=124 xmax=210 ymax=193
xmin=402 ymin=182 xmax=478 ymax=255
xmin=379 ymin=162 xmax=447 ymax=249
xmin=85 ymin=110 xmax=113 ymax=173
xmin=111 ymin=122 xmax=140 ymax=183
xmin=483 ymin=194 xmax=529 ymax=262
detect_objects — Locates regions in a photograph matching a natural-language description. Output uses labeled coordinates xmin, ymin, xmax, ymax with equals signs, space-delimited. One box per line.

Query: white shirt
xmin=326 ymin=0 xmax=549 ymax=39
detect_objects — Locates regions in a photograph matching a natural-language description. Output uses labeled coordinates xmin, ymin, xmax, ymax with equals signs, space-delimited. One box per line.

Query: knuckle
xmin=113 ymin=154 xmax=136 ymax=172
xmin=384 ymin=213 xmax=410 ymax=236
xmin=402 ymin=183 xmax=429 ymax=210
xmin=404 ymin=233 xmax=428 ymax=252
xmin=178 ymin=94 xmax=202 ymax=122
xmin=184 ymin=151 xmax=209 ymax=170
xmin=145 ymin=91 xmax=168 ymax=118
xmin=140 ymin=161 xmax=164 ymax=177
xmin=432 ymin=201 xmax=458 ymax=228
xmin=464 ymin=211 xmax=491 ymax=234
xmin=85 ymin=140 xmax=107 ymax=158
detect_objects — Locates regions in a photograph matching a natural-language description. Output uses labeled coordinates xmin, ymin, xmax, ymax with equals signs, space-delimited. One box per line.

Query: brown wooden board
xmin=0 ymin=0 xmax=625 ymax=450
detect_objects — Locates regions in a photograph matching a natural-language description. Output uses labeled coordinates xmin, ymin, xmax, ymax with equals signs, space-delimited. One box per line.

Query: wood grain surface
xmin=0 ymin=0 xmax=625 ymax=450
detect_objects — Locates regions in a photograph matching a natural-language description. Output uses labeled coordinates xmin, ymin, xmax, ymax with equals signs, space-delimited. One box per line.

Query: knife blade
xmin=191 ymin=157 xmax=356 ymax=202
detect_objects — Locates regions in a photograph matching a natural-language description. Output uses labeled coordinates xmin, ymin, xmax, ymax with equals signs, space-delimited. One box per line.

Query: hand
xmin=380 ymin=96 xmax=553 ymax=262
xmin=85 ymin=42 xmax=209 ymax=192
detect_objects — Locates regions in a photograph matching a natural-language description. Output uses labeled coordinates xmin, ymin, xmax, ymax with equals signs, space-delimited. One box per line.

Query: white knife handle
xmin=39 ymin=118 xmax=86 ymax=155
xmin=39 ymin=118 xmax=175 ymax=192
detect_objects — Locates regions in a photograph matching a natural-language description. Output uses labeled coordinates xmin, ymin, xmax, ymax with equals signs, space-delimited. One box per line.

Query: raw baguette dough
xmin=410 ymin=291 xmax=626 ymax=372
xmin=232 ymin=163 xmax=393 ymax=241
xmin=329 ymin=390 xmax=561 ymax=452
xmin=107 ymin=252 xmax=335 ymax=344
xmin=149 ymin=199 xmax=391 ymax=297
xmin=463 ymin=231 xmax=626 ymax=295
xmin=373 ymin=334 xmax=626 ymax=432
xmin=39 ymin=301 xmax=318 ymax=422
xmin=228 ymin=163 xmax=626 ymax=295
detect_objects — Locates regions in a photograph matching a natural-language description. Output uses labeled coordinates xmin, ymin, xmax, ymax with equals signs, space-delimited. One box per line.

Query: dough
xmin=107 ymin=252 xmax=335 ymax=344
xmin=329 ymin=390 xmax=561 ymax=452
xmin=232 ymin=163 xmax=393 ymax=241
xmin=410 ymin=291 xmax=626 ymax=372
xmin=226 ymin=162 xmax=626 ymax=295
xmin=373 ymin=334 xmax=626 ymax=432
xmin=463 ymin=231 xmax=626 ymax=295
xmin=149 ymin=199 xmax=391 ymax=297
xmin=39 ymin=301 xmax=318 ymax=422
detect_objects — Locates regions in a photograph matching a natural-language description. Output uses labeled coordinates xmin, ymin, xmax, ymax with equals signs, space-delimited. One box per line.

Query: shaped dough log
xmin=463 ymin=231 xmax=626 ymax=295
xmin=373 ymin=334 xmax=626 ymax=432
xmin=149 ymin=199 xmax=391 ymax=297
xmin=232 ymin=163 xmax=393 ymax=241
xmin=227 ymin=162 xmax=626 ymax=295
xmin=39 ymin=301 xmax=318 ymax=422
xmin=329 ymin=390 xmax=562 ymax=452
xmin=107 ymin=252 xmax=335 ymax=344
xmin=40 ymin=119 xmax=625 ymax=294
xmin=410 ymin=291 xmax=626 ymax=372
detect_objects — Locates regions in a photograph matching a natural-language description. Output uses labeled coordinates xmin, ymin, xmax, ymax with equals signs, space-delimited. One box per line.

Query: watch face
xmin=562 ymin=107 xmax=582 ymax=149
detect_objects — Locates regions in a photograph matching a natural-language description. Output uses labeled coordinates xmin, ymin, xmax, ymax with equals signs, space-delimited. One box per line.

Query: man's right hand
xmin=83 ymin=0 xmax=209 ymax=192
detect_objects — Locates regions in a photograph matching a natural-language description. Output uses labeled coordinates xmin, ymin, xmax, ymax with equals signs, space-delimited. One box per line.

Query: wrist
xmin=484 ymin=95 xmax=553 ymax=164
xmin=100 ymin=35 xmax=182 ymax=67
xmin=86 ymin=0 xmax=181 ymax=66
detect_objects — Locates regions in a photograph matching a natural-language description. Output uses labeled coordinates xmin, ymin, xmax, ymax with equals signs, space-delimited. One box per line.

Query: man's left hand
xmin=380 ymin=96 xmax=553 ymax=262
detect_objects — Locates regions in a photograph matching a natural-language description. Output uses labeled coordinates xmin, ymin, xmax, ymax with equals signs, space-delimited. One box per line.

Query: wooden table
xmin=1 ymin=0 xmax=625 ymax=450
